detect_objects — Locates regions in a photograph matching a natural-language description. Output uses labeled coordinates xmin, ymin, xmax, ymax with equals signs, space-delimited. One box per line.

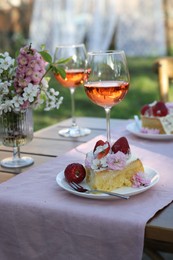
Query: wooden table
xmin=0 ymin=117 xmax=173 ymax=255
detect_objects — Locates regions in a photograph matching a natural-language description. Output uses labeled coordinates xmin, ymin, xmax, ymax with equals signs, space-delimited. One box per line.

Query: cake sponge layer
xmin=86 ymin=159 xmax=144 ymax=191
xmin=141 ymin=116 xmax=165 ymax=134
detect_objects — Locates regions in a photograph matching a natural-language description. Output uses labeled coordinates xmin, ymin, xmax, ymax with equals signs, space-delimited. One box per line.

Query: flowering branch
xmin=0 ymin=44 xmax=70 ymax=114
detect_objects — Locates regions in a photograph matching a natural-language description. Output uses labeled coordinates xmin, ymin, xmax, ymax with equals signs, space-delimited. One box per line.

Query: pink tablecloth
xmin=0 ymin=135 xmax=173 ymax=260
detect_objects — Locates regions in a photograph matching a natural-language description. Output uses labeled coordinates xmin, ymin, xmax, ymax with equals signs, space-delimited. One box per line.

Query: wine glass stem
xmin=69 ymin=88 xmax=77 ymax=127
xmin=13 ymin=146 xmax=20 ymax=161
xmin=105 ymin=107 xmax=111 ymax=143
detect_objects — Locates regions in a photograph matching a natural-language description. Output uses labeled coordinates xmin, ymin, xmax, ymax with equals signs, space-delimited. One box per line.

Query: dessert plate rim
xmin=56 ymin=166 xmax=159 ymax=200
xmin=126 ymin=121 xmax=173 ymax=140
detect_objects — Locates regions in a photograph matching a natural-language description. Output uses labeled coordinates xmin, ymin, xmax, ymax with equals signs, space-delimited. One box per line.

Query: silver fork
xmin=69 ymin=182 xmax=129 ymax=199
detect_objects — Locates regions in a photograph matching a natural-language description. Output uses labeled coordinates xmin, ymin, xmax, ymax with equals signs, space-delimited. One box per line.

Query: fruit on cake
xmin=84 ymin=137 xmax=149 ymax=192
xmin=140 ymin=101 xmax=173 ymax=134
xmin=64 ymin=163 xmax=86 ymax=183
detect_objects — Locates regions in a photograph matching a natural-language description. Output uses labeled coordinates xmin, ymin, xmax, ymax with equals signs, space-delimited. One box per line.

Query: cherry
xmin=64 ymin=163 xmax=86 ymax=184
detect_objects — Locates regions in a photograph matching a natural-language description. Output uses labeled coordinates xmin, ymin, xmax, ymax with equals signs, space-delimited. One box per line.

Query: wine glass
xmin=84 ymin=50 xmax=130 ymax=143
xmin=54 ymin=44 xmax=91 ymax=137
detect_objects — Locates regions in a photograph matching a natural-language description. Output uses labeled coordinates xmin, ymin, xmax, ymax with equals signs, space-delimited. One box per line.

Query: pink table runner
xmin=0 ymin=135 xmax=173 ymax=260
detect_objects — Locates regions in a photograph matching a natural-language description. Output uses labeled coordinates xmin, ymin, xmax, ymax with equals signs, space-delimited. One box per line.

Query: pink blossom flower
xmin=16 ymin=78 xmax=28 ymax=88
xmin=131 ymin=172 xmax=151 ymax=188
xmin=17 ymin=55 xmax=28 ymax=66
xmin=107 ymin=151 xmax=126 ymax=170
xmin=26 ymin=68 xmax=34 ymax=77
xmin=141 ymin=127 xmax=160 ymax=134
xmin=33 ymin=63 xmax=42 ymax=72
xmin=25 ymin=76 xmax=33 ymax=85
xmin=32 ymin=71 xmax=43 ymax=84
xmin=14 ymin=46 xmax=46 ymax=89
xmin=29 ymin=60 xmax=37 ymax=68
xmin=20 ymin=100 xmax=30 ymax=109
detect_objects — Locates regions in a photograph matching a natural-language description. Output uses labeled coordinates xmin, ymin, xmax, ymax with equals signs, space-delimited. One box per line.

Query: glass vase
xmin=0 ymin=108 xmax=34 ymax=168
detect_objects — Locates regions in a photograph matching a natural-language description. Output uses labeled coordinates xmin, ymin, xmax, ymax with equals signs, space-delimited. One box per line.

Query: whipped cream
xmin=85 ymin=151 xmax=138 ymax=172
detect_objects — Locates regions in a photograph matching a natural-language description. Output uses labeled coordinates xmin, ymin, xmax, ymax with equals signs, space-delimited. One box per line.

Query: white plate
xmin=56 ymin=166 xmax=159 ymax=200
xmin=126 ymin=121 xmax=173 ymax=140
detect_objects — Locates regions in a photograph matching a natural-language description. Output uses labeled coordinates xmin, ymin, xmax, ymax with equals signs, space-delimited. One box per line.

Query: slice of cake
xmin=85 ymin=137 xmax=147 ymax=192
xmin=140 ymin=101 xmax=173 ymax=134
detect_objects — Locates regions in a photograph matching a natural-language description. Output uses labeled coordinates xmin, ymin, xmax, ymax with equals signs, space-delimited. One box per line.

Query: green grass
xmin=33 ymin=57 xmax=173 ymax=131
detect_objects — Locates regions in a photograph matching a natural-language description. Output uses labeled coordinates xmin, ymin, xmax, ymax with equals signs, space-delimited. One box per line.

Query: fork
xmin=69 ymin=182 xmax=129 ymax=199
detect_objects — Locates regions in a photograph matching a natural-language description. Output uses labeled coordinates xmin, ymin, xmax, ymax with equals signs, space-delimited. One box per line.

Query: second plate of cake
xmin=56 ymin=166 xmax=159 ymax=200
xmin=126 ymin=121 xmax=173 ymax=140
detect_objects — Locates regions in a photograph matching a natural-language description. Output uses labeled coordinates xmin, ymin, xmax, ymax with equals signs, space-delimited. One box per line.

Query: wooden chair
xmin=154 ymin=57 xmax=173 ymax=102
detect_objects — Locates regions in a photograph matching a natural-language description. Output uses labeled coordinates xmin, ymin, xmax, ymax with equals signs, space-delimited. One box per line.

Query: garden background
xmin=0 ymin=0 xmax=173 ymax=131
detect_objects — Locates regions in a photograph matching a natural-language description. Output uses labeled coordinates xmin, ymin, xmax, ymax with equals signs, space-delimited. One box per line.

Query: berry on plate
xmin=64 ymin=163 xmax=86 ymax=183
xmin=111 ymin=137 xmax=130 ymax=155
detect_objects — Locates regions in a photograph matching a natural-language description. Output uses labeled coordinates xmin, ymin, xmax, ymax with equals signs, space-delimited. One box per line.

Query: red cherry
xmin=152 ymin=101 xmax=168 ymax=117
xmin=64 ymin=163 xmax=86 ymax=184
xmin=141 ymin=104 xmax=150 ymax=115
xmin=111 ymin=137 xmax=130 ymax=154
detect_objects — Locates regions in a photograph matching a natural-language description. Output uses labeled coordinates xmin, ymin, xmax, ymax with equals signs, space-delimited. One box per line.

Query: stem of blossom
xmin=39 ymin=65 xmax=52 ymax=85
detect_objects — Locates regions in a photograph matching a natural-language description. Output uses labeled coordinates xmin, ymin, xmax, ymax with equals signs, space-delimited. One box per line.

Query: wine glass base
xmin=1 ymin=157 xmax=34 ymax=169
xmin=58 ymin=127 xmax=91 ymax=137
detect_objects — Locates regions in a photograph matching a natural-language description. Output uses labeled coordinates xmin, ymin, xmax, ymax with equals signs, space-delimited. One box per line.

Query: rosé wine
xmin=54 ymin=69 xmax=86 ymax=88
xmin=84 ymin=81 xmax=129 ymax=107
